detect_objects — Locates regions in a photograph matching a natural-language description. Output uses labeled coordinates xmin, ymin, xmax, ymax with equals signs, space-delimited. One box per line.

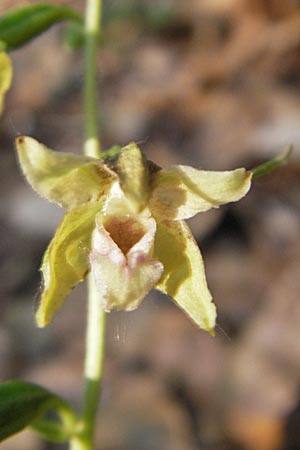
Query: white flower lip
xmin=90 ymin=213 xmax=163 ymax=311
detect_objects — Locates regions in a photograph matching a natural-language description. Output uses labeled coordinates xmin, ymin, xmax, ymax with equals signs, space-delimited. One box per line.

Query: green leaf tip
xmin=251 ymin=145 xmax=293 ymax=179
xmin=64 ymin=22 xmax=85 ymax=51
xmin=0 ymin=3 xmax=83 ymax=51
xmin=0 ymin=380 xmax=76 ymax=442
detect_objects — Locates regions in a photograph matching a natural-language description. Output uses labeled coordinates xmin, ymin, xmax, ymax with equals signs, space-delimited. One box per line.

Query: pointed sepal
xmin=16 ymin=136 xmax=116 ymax=210
xmin=36 ymin=202 xmax=101 ymax=327
xmin=154 ymin=220 xmax=216 ymax=334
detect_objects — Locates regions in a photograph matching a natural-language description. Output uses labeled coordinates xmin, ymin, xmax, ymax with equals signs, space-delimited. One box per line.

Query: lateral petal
xmin=150 ymin=165 xmax=252 ymax=220
xmin=154 ymin=220 xmax=216 ymax=334
xmin=36 ymin=202 xmax=101 ymax=327
xmin=16 ymin=136 xmax=117 ymax=210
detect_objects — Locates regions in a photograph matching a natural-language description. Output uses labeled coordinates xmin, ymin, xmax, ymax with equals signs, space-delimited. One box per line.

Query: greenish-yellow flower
xmin=16 ymin=136 xmax=252 ymax=334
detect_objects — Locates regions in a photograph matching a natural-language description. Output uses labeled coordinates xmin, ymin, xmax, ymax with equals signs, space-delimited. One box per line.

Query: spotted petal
xmin=0 ymin=52 xmax=12 ymax=114
xmin=16 ymin=136 xmax=117 ymax=210
xmin=150 ymin=165 xmax=252 ymax=220
xmin=36 ymin=202 xmax=101 ymax=327
xmin=154 ymin=219 xmax=216 ymax=334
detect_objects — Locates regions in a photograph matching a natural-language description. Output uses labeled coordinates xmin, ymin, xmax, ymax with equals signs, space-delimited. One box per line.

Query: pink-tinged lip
xmin=89 ymin=213 xmax=163 ymax=311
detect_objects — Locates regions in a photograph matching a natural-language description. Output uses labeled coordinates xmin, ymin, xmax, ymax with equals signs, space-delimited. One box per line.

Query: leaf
xmin=0 ymin=380 xmax=75 ymax=442
xmin=150 ymin=165 xmax=252 ymax=220
xmin=114 ymin=142 xmax=150 ymax=213
xmin=64 ymin=23 xmax=85 ymax=50
xmin=16 ymin=136 xmax=116 ymax=210
xmin=154 ymin=220 xmax=216 ymax=334
xmin=0 ymin=52 xmax=12 ymax=114
xmin=64 ymin=22 xmax=103 ymax=51
xmin=0 ymin=3 xmax=82 ymax=51
xmin=36 ymin=202 xmax=101 ymax=327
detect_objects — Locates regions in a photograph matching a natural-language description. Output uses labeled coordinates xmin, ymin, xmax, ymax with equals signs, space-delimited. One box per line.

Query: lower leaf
xmin=0 ymin=380 xmax=76 ymax=442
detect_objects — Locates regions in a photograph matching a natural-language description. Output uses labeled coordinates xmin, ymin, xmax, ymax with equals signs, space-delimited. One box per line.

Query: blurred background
xmin=1 ymin=0 xmax=300 ymax=449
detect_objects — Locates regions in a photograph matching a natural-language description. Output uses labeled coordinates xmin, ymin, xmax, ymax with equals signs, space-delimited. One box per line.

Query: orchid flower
xmin=0 ymin=52 xmax=12 ymax=115
xmin=16 ymin=136 xmax=252 ymax=334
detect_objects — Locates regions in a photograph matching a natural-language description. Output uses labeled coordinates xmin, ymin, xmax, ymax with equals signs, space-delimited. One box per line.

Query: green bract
xmin=0 ymin=52 xmax=12 ymax=114
xmin=16 ymin=136 xmax=252 ymax=333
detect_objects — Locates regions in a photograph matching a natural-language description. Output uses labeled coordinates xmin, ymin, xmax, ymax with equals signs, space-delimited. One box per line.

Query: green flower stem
xmin=84 ymin=0 xmax=102 ymax=157
xmin=70 ymin=278 xmax=106 ymax=450
xmin=83 ymin=275 xmax=106 ymax=439
xmin=70 ymin=0 xmax=105 ymax=448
